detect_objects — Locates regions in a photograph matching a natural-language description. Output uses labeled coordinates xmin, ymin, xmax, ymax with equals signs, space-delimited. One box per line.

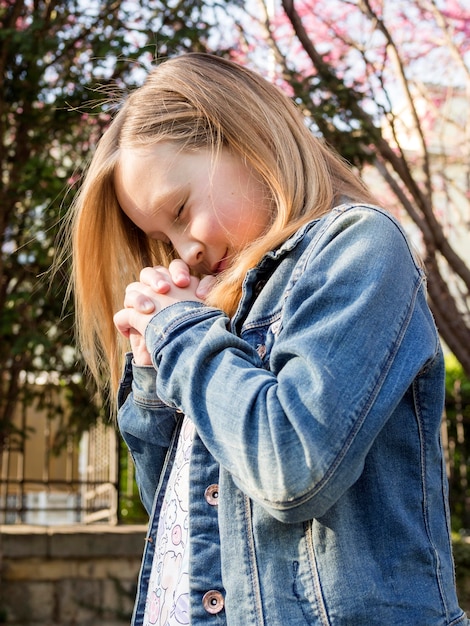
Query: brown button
xmin=202 ymin=590 xmax=224 ymax=614
xmin=204 ymin=484 xmax=219 ymax=506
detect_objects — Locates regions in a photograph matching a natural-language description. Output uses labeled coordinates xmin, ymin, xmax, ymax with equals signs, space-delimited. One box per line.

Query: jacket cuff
xmin=144 ymin=301 xmax=222 ymax=362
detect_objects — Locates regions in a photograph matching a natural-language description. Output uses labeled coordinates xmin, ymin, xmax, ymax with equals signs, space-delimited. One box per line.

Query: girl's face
xmin=114 ymin=142 xmax=272 ymax=275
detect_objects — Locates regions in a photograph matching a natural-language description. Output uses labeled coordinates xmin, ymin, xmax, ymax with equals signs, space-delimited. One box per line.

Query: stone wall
xmin=1 ymin=524 xmax=469 ymax=625
xmin=0 ymin=525 xmax=146 ymax=626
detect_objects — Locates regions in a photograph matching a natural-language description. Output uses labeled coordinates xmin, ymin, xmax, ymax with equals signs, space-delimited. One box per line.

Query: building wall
xmin=0 ymin=524 xmax=145 ymax=626
xmin=1 ymin=524 xmax=469 ymax=625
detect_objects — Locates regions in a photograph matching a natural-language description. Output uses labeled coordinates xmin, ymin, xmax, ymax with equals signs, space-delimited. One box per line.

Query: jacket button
xmin=202 ymin=590 xmax=224 ymax=614
xmin=204 ymin=484 xmax=219 ymax=506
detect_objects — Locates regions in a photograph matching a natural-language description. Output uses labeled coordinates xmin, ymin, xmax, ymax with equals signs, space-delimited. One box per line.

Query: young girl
xmin=70 ymin=53 xmax=468 ymax=625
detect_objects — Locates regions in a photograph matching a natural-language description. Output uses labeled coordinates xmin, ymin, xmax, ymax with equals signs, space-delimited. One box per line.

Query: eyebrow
xmin=147 ymin=189 xmax=174 ymax=214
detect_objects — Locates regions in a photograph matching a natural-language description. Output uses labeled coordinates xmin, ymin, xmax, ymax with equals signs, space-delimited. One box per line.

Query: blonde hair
xmin=68 ymin=53 xmax=376 ymax=395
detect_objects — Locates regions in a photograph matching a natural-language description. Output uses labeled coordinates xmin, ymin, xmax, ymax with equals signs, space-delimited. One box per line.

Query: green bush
xmin=444 ymin=354 xmax=470 ymax=532
xmin=453 ymin=536 xmax=470 ymax=611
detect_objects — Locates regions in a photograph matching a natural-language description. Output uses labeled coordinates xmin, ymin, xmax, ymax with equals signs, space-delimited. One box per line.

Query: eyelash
xmin=175 ymin=204 xmax=185 ymax=220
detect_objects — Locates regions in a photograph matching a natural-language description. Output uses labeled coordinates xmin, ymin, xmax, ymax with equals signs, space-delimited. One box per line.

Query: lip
xmin=212 ymin=250 xmax=229 ymax=274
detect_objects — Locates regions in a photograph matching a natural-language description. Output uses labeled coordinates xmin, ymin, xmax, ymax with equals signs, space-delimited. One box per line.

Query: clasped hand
xmin=113 ymin=259 xmax=216 ymax=366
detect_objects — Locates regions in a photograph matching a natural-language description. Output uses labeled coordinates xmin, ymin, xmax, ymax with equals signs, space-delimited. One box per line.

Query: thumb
xmin=196 ymin=275 xmax=217 ymax=300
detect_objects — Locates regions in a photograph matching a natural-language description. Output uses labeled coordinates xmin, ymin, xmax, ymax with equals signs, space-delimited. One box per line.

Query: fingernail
xmin=141 ymin=299 xmax=154 ymax=312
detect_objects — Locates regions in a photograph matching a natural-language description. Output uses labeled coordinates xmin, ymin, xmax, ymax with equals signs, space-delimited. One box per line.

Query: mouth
xmin=212 ymin=250 xmax=230 ymax=275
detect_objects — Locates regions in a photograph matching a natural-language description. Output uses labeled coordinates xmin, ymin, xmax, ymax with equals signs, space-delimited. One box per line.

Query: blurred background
xmin=0 ymin=0 xmax=469 ymax=623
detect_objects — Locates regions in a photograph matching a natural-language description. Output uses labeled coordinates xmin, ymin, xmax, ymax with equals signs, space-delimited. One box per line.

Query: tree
xmin=1 ymin=0 xmax=469 ymax=528
xmin=0 ymin=0 xmax=213 ymax=449
xmin=221 ymin=0 xmax=470 ymax=377
xmin=2 ymin=0 xmax=469 ymax=447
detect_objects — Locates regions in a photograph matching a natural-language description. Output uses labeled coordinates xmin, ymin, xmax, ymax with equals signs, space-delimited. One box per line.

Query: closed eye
xmin=175 ymin=204 xmax=185 ymax=221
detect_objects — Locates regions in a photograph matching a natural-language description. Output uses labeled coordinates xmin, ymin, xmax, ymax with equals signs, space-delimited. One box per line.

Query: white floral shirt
xmin=143 ymin=417 xmax=195 ymax=625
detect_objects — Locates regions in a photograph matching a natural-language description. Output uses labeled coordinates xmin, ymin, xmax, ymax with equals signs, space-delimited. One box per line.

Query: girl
xmin=70 ymin=53 xmax=468 ymax=625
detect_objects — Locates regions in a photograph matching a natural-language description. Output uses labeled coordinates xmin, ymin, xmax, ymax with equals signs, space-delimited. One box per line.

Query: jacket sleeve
xmin=117 ymin=353 xmax=180 ymax=515
xmin=143 ymin=208 xmax=442 ymax=522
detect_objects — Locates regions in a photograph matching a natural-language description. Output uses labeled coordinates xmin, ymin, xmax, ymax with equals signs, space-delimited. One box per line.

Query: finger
xmin=139 ymin=266 xmax=172 ymax=293
xmin=114 ymin=304 xmax=150 ymax=338
xmin=123 ymin=286 xmax=157 ymax=312
xmin=125 ymin=280 xmax=159 ymax=294
xmin=168 ymin=259 xmax=191 ymax=287
xmin=196 ymin=275 xmax=217 ymax=300
xmin=113 ymin=309 xmax=132 ymax=338
xmin=134 ymin=294 xmax=156 ymax=313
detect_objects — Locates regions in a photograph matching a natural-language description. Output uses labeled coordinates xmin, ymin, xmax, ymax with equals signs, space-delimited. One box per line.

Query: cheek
xmin=191 ymin=210 xmax=225 ymax=242
xmin=202 ymin=185 xmax=269 ymax=245
xmin=226 ymin=207 xmax=266 ymax=249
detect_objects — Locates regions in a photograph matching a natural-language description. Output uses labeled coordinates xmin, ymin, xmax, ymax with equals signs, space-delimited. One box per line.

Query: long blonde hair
xmin=68 ymin=53 xmax=376 ymax=395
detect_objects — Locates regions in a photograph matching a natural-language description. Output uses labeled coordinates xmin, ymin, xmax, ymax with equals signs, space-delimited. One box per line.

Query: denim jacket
xmin=118 ymin=204 xmax=468 ymax=626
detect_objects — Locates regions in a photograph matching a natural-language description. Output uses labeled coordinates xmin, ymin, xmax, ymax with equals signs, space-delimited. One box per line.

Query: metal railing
xmin=0 ymin=418 xmax=121 ymax=525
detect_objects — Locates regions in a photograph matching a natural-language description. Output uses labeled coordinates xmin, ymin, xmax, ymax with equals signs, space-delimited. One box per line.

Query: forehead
xmin=114 ymin=144 xmax=183 ymax=216
xmin=116 ymin=144 xmax=179 ymax=188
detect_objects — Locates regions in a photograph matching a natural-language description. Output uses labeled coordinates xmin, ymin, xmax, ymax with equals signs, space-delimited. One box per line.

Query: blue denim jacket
xmin=118 ymin=204 xmax=468 ymax=626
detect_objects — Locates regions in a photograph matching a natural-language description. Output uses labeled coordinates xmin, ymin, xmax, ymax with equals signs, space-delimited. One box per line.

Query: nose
xmin=175 ymin=237 xmax=204 ymax=268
